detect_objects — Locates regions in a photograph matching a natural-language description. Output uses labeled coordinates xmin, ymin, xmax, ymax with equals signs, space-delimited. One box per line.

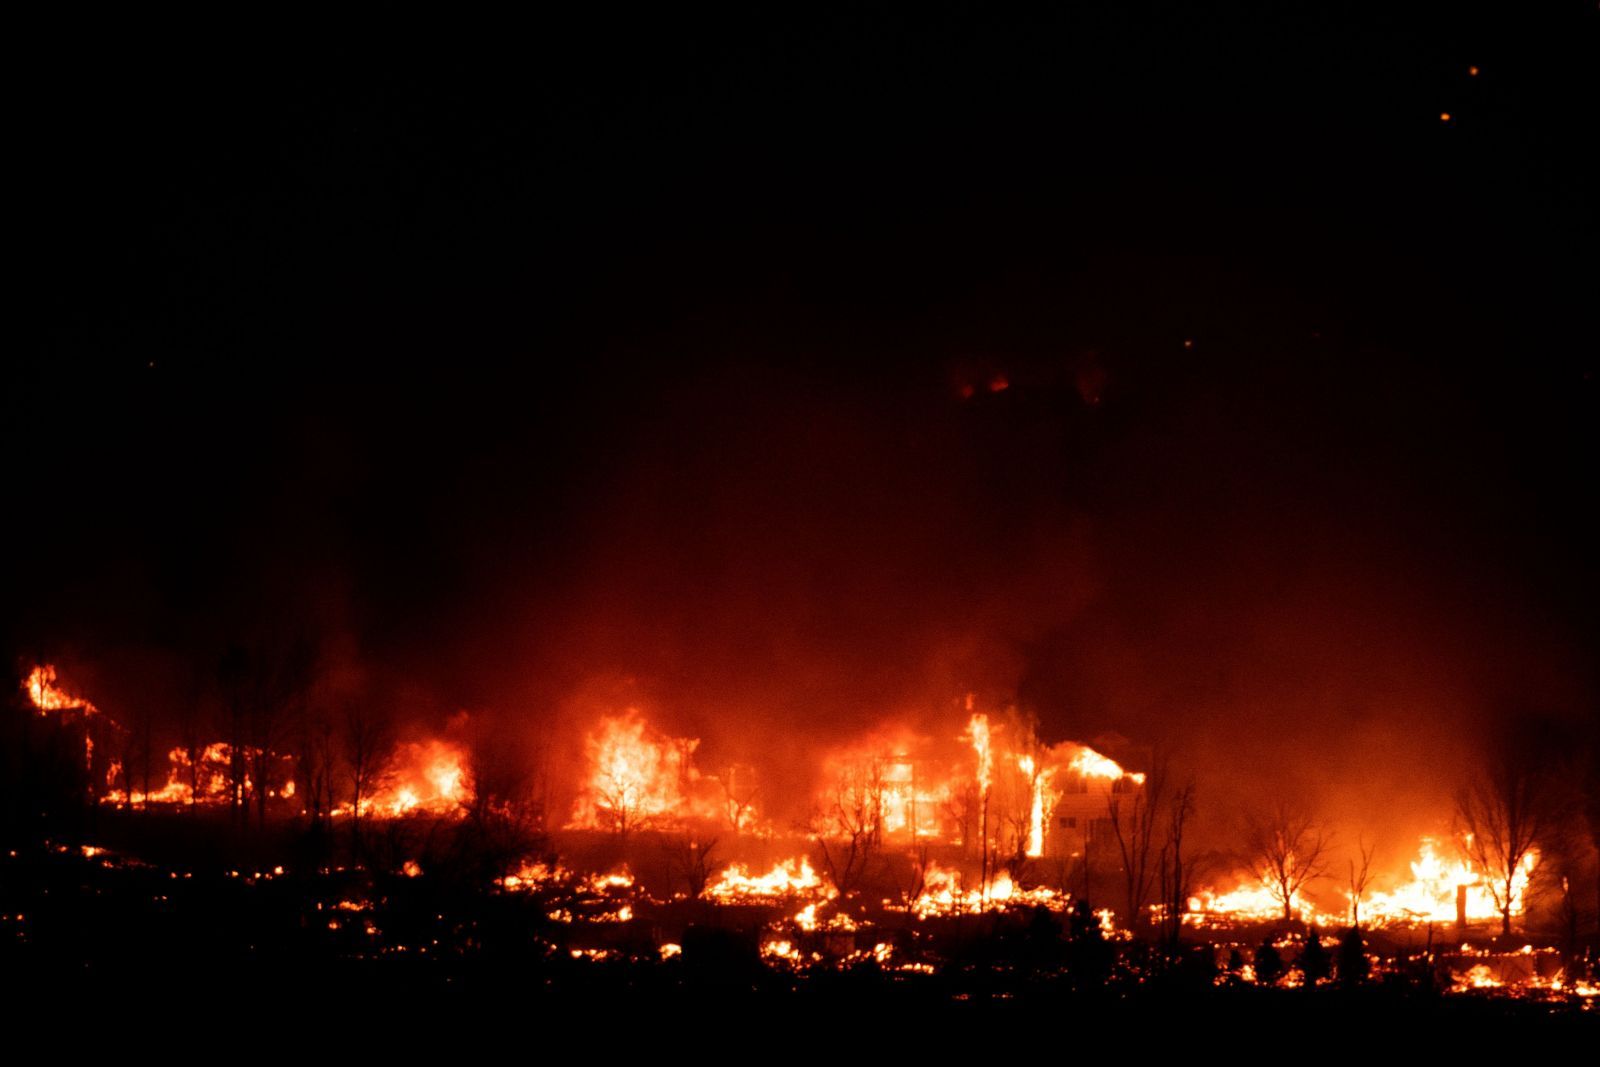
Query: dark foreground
xmin=3 ymin=838 xmax=1593 ymax=1045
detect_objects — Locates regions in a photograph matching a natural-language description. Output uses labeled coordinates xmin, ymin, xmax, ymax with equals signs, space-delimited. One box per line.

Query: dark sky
xmin=9 ymin=6 xmax=1597 ymax=834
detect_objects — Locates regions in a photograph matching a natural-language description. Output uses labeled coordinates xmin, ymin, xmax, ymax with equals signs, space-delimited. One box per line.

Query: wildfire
xmin=1188 ymin=876 xmax=1329 ymax=927
xmin=1360 ymin=837 xmax=1538 ymax=927
xmin=706 ymin=857 xmax=832 ymax=903
xmin=811 ymin=706 xmax=1145 ymax=861
xmin=24 ymin=665 xmax=97 ymax=715
xmin=965 ymin=711 xmax=992 ymax=794
xmin=1188 ymin=835 xmax=1543 ymax=931
xmin=501 ymin=861 xmax=565 ymax=891
xmin=349 ymin=737 xmax=470 ymax=818
xmin=1017 ymin=755 xmax=1052 ymax=858
xmin=906 ymin=862 xmax=1069 ymax=918
xmin=1067 ymin=746 xmax=1145 ymax=784
xmin=568 ymin=711 xmax=747 ymax=832
xmin=103 ymin=742 xmax=264 ymax=807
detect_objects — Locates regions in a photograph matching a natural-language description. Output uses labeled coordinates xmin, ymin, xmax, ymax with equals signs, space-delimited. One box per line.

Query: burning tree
xmin=1243 ymin=801 xmax=1331 ymax=924
xmin=571 ymin=711 xmax=698 ymax=835
xmin=811 ymin=758 xmax=886 ymax=896
xmin=1454 ymin=744 xmax=1560 ymax=938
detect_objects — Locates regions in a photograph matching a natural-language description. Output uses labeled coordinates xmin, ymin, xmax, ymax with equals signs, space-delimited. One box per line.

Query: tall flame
xmin=24 ymin=665 xmax=97 ymax=715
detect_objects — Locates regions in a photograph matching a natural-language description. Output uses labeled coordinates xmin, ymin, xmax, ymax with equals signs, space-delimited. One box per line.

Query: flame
xmin=1190 ymin=835 xmax=1542 ymax=930
xmin=567 ymin=710 xmax=743 ymax=832
xmin=1188 ymin=875 xmax=1325 ymax=926
xmin=1018 ymin=755 xmax=1052 ymax=858
xmin=1067 ymin=746 xmax=1143 ymax=784
xmin=501 ymin=861 xmax=565 ymax=891
xmin=1360 ymin=837 xmax=1538 ymax=927
xmin=906 ymin=862 xmax=1069 ymax=917
xmin=706 ymin=857 xmax=833 ymax=903
xmin=344 ymin=738 xmax=470 ymax=818
xmin=103 ymin=743 xmax=276 ymax=808
xmin=24 ymin=665 xmax=97 ymax=715
xmin=965 ymin=712 xmax=992 ymax=794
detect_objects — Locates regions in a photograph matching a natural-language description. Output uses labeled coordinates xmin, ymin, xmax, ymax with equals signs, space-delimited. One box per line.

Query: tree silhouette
xmin=810 ymin=759 xmax=885 ymax=896
xmin=344 ymin=703 xmax=395 ymax=849
xmin=1297 ymin=927 xmax=1331 ymax=984
xmin=1455 ymin=745 xmax=1560 ymax=938
xmin=1157 ymin=779 xmax=1199 ymax=947
xmin=1106 ymin=752 xmax=1169 ymax=933
xmin=1244 ymin=801 xmax=1331 ymax=923
xmin=1337 ymin=926 xmax=1369 ymax=985
xmin=1254 ymin=937 xmax=1284 ymax=985
xmin=1347 ymin=835 xmax=1376 ymax=927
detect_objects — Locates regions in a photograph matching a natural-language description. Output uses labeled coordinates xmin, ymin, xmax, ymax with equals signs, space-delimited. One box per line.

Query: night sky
xmin=10 ymin=6 xmax=1597 ymax=838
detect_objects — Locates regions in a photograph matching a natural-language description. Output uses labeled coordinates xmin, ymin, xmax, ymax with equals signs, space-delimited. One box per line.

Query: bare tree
xmin=1244 ymin=801 xmax=1331 ymax=924
xmin=811 ymin=759 xmax=885 ymax=896
xmin=664 ymin=835 xmax=719 ymax=899
xmin=217 ymin=645 xmax=250 ymax=821
xmin=1455 ymin=747 xmax=1561 ymax=938
xmin=215 ymin=636 xmax=315 ymax=827
xmin=718 ymin=764 xmax=760 ymax=835
xmin=456 ymin=726 xmax=548 ymax=883
xmin=295 ymin=703 xmax=337 ymax=828
xmin=1157 ymin=779 xmax=1198 ymax=948
xmin=175 ymin=689 xmax=206 ymax=811
xmin=344 ymin=703 xmax=395 ymax=849
xmin=1106 ymin=755 xmax=1169 ymax=933
xmin=1347 ymin=835 xmax=1376 ymax=928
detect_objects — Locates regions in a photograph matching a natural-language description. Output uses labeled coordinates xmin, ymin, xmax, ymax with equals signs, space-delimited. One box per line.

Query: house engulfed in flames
xmin=562 ymin=695 xmax=1147 ymax=869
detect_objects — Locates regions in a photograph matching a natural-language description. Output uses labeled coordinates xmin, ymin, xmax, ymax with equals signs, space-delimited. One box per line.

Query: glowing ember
xmin=500 ymin=861 xmax=566 ymax=891
xmin=586 ymin=868 xmax=636 ymax=892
